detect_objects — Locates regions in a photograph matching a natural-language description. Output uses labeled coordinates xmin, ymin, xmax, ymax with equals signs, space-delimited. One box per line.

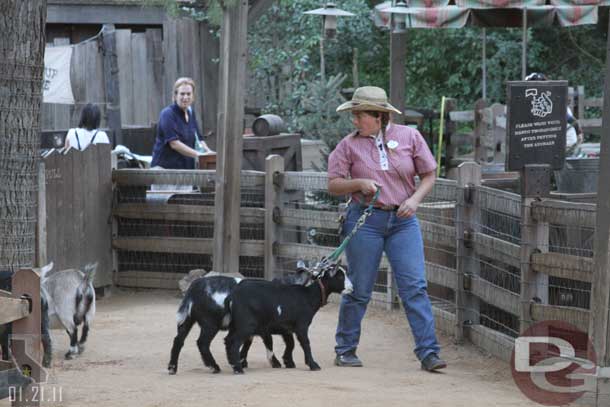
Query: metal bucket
xmin=252 ymin=114 xmax=286 ymax=137
xmin=554 ymin=157 xmax=599 ymax=193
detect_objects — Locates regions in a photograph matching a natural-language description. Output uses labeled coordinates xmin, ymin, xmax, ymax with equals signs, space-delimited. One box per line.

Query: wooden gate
xmin=40 ymin=145 xmax=113 ymax=287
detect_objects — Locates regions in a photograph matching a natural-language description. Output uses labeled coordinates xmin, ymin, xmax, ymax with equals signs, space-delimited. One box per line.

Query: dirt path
xmin=2 ymin=289 xmax=538 ymax=407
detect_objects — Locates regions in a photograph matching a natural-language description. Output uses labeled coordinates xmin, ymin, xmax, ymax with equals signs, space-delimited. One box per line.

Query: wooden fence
xmin=0 ymin=269 xmax=43 ymax=406
xmin=40 ymin=144 xmax=113 ymax=288
xmin=110 ymin=158 xmax=600 ymax=369
xmin=442 ymin=86 xmax=603 ymax=178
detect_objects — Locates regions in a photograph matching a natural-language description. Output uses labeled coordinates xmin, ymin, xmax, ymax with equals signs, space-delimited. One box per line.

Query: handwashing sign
xmin=506 ymin=80 xmax=567 ymax=171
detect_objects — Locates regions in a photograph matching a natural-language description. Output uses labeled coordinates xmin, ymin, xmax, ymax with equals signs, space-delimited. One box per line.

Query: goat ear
xmin=39 ymin=262 xmax=54 ymax=279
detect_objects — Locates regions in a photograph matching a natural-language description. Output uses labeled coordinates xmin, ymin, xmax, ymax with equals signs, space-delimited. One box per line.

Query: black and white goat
xmin=225 ymin=262 xmax=352 ymax=374
xmin=168 ymin=265 xmax=311 ymax=375
xmin=42 ymin=263 xmax=96 ymax=360
xmin=0 ymin=264 xmax=53 ymax=368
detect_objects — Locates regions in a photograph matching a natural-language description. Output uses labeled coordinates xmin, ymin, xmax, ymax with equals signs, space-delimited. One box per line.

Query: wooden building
xmin=43 ymin=0 xmax=216 ymax=149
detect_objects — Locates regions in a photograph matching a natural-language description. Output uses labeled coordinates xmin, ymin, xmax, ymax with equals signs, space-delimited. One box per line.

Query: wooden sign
xmin=506 ymin=80 xmax=567 ymax=171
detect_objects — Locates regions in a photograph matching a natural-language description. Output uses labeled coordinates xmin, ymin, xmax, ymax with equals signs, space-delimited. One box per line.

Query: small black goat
xmin=168 ymin=265 xmax=310 ymax=375
xmin=225 ymin=262 xmax=352 ymax=374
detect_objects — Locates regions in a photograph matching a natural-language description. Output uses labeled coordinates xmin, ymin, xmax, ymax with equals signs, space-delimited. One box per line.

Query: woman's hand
xmin=358 ymin=179 xmax=379 ymax=196
xmin=397 ymin=197 xmax=419 ymax=218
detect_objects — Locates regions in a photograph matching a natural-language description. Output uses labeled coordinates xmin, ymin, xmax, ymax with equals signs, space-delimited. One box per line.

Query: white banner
xmin=43 ymin=46 xmax=74 ymax=104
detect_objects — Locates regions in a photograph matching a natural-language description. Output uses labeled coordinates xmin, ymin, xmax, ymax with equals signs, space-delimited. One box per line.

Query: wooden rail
xmin=112 ymin=237 xmax=264 ymax=257
xmin=113 ymin=203 xmax=265 ymax=224
xmin=110 ymin=163 xmax=603 ymax=372
xmin=531 ymin=199 xmax=596 ymax=228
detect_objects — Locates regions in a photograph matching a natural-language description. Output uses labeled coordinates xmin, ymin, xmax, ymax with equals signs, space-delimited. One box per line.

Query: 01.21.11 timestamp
xmin=9 ymin=385 xmax=63 ymax=403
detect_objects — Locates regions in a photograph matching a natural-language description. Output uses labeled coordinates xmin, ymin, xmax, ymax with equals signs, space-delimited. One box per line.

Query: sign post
xmin=506 ymin=80 xmax=567 ymax=334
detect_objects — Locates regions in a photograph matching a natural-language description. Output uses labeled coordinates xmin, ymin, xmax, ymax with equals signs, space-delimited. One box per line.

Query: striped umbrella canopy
xmin=373 ymin=0 xmax=605 ymax=28
xmin=375 ymin=0 xmax=607 ymax=99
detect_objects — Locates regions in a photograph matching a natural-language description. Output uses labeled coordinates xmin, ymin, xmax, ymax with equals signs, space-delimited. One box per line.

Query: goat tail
xmin=221 ymin=296 xmax=232 ymax=329
xmin=83 ymin=263 xmax=98 ymax=285
xmin=176 ymin=298 xmax=192 ymax=327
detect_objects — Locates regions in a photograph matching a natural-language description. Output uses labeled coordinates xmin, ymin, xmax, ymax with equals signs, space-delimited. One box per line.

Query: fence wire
xmin=114 ymin=180 xmax=266 ymax=286
xmin=110 ymin=169 xmax=598 ymax=355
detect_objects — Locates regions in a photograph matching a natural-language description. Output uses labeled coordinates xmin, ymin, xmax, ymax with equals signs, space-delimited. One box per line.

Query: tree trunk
xmin=0 ymin=0 xmax=47 ymax=271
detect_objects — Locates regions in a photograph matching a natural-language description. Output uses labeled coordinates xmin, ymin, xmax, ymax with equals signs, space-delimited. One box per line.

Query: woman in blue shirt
xmin=151 ymin=77 xmax=212 ymax=169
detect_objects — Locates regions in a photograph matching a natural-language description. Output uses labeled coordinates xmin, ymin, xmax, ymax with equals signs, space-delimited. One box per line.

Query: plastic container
xmin=554 ymin=157 xmax=599 ymax=193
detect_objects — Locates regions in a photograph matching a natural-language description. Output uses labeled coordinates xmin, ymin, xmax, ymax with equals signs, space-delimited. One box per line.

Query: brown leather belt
xmin=354 ymin=201 xmax=399 ymax=211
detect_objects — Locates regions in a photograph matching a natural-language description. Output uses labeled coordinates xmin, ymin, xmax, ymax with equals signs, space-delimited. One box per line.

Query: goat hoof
xmin=211 ymin=366 xmax=221 ymax=374
xmin=284 ymin=360 xmax=296 ymax=369
xmin=240 ymin=360 xmax=248 ymax=369
xmin=233 ymin=367 xmax=244 ymax=374
xmin=64 ymin=352 xmax=75 ymax=360
xmin=42 ymin=357 xmax=52 ymax=368
xmin=78 ymin=344 xmax=85 ymax=353
xmin=168 ymin=364 xmax=177 ymax=375
xmin=271 ymin=358 xmax=282 ymax=369
xmin=309 ymin=362 xmax=321 ymax=371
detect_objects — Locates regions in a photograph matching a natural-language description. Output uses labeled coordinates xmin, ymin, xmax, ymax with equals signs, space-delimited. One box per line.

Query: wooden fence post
xmin=473 ymin=99 xmax=488 ymax=164
xmin=264 ymin=155 xmax=284 ymax=281
xmin=36 ymin=162 xmax=46 ymax=268
xmin=101 ymin=24 xmax=123 ymax=147
xmin=444 ymin=98 xmax=458 ymax=179
xmin=213 ymin=0 xmax=248 ymax=275
xmin=455 ymin=162 xmax=481 ymax=343
xmin=11 ymin=269 xmax=42 ymax=407
xmin=519 ymin=164 xmax=550 ymax=333
xmin=589 ymin=19 xmax=610 ymax=406
xmin=390 ymin=30 xmax=407 ymax=125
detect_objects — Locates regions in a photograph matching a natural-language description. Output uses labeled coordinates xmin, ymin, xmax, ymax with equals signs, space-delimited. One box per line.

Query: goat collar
xmin=317 ymin=279 xmax=327 ymax=307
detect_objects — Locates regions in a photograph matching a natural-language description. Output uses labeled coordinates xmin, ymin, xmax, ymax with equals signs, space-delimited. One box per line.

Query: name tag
xmin=376 ymin=135 xmax=389 ymax=171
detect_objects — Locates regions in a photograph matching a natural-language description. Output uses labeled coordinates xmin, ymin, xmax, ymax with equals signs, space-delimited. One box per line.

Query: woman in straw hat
xmin=328 ymin=86 xmax=446 ymax=372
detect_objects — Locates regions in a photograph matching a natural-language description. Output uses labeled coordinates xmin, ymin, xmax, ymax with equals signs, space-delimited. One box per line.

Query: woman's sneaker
xmin=334 ymin=351 xmax=363 ymax=367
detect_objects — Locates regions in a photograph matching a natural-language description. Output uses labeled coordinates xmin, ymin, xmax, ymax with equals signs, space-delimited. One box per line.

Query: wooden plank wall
xmin=116 ymin=28 xmax=164 ymax=127
xmin=42 ymin=144 xmax=113 ymax=287
xmin=163 ymin=17 xmax=205 ymax=131
xmin=42 ymin=28 xmax=164 ymax=131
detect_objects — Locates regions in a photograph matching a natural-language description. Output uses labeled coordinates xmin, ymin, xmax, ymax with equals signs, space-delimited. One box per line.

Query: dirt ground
xmin=2 ymin=288 xmax=539 ymax=407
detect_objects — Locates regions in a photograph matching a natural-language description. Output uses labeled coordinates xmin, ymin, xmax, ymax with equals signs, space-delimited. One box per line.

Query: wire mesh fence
xmin=113 ymin=171 xmax=267 ymax=286
xmin=110 ymin=166 xmax=599 ymax=361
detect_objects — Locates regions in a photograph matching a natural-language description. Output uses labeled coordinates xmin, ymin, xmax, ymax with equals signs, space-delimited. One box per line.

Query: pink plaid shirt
xmin=328 ymin=123 xmax=437 ymax=206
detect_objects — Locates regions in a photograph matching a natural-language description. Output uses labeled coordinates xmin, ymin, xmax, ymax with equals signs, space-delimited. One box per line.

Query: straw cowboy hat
xmin=336 ymin=86 xmax=402 ymax=115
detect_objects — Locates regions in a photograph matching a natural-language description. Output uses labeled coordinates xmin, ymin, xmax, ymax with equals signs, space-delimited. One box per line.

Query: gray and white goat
xmin=42 ymin=263 xmax=96 ymax=359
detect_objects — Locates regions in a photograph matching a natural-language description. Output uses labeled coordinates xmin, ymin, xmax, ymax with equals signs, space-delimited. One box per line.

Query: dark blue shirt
xmin=151 ymin=103 xmax=200 ymax=169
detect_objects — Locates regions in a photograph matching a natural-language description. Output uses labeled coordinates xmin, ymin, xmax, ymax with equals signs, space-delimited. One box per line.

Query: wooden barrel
xmin=252 ymin=114 xmax=286 ymax=137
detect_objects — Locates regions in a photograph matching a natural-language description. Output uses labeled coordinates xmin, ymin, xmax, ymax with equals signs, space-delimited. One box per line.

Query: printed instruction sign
xmin=506 ymin=80 xmax=567 ymax=171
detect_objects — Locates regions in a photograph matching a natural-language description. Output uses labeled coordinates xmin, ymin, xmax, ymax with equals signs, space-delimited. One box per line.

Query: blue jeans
xmin=335 ymin=203 xmax=441 ymax=361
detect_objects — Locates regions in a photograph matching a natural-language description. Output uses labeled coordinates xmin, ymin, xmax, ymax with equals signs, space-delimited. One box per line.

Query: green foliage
xmin=156 ymin=0 xmax=607 ymax=140
xmin=140 ymin=0 xmax=238 ymax=25
xmin=296 ymin=74 xmax=353 ymax=147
